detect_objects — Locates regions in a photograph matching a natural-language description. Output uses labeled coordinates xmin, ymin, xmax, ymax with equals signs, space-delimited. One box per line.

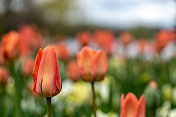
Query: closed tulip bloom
xmin=77 ymin=46 xmax=108 ymax=82
xmin=121 ymin=93 xmax=145 ymax=117
xmin=33 ymin=46 xmax=62 ymax=97
xmin=0 ymin=67 xmax=9 ymax=86
xmin=0 ymin=31 xmax=20 ymax=63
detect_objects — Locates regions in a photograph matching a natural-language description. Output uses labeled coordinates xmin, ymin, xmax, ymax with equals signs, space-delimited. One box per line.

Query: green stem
xmin=91 ymin=82 xmax=96 ymax=117
xmin=0 ymin=86 xmax=6 ymax=117
xmin=46 ymin=97 xmax=52 ymax=117
xmin=9 ymin=61 xmax=22 ymax=117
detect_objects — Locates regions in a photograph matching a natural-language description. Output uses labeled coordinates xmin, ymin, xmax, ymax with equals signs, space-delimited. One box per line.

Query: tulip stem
xmin=91 ymin=82 xmax=96 ymax=117
xmin=46 ymin=97 xmax=52 ymax=117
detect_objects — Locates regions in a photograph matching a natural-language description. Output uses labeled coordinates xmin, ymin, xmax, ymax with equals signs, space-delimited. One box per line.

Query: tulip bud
xmin=0 ymin=67 xmax=9 ymax=86
xmin=0 ymin=31 xmax=20 ymax=63
xmin=33 ymin=46 xmax=62 ymax=97
xmin=120 ymin=93 xmax=145 ymax=117
xmin=77 ymin=46 xmax=108 ymax=82
xmin=144 ymin=81 xmax=160 ymax=108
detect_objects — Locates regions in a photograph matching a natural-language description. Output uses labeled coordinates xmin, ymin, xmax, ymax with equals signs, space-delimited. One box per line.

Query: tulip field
xmin=0 ymin=25 xmax=176 ymax=117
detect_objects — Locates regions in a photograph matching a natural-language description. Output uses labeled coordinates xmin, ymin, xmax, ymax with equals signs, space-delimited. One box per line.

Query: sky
xmin=77 ymin=0 xmax=176 ymax=29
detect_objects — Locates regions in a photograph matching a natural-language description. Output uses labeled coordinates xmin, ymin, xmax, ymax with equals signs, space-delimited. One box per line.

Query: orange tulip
xmin=76 ymin=31 xmax=91 ymax=46
xmin=77 ymin=46 xmax=108 ymax=82
xmin=121 ymin=93 xmax=145 ymax=117
xmin=52 ymin=43 xmax=70 ymax=62
xmin=0 ymin=67 xmax=9 ymax=86
xmin=120 ymin=31 xmax=132 ymax=46
xmin=66 ymin=61 xmax=80 ymax=82
xmin=138 ymin=40 xmax=147 ymax=54
xmin=22 ymin=57 xmax=34 ymax=76
xmin=0 ymin=31 xmax=20 ymax=63
xmin=155 ymin=30 xmax=170 ymax=52
xmin=19 ymin=25 xmax=43 ymax=50
xmin=33 ymin=46 xmax=62 ymax=97
xmin=94 ymin=30 xmax=114 ymax=54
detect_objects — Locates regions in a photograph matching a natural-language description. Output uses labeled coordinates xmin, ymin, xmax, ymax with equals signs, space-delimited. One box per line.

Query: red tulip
xmin=66 ymin=61 xmax=80 ymax=82
xmin=0 ymin=31 xmax=20 ymax=63
xmin=19 ymin=25 xmax=44 ymax=56
xmin=138 ymin=40 xmax=147 ymax=54
xmin=77 ymin=46 xmax=108 ymax=82
xmin=0 ymin=67 xmax=9 ymax=86
xmin=121 ymin=93 xmax=145 ymax=117
xmin=33 ymin=46 xmax=62 ymax=97
xmin=76 ymin=31 xmax=91 ymax=46
xmin=94 ymin=30 xmax=114 ymax=54
xmin=22 ymin=57 xmax=34 ymax=76
xmin=120 ymin=31 xmax=132 ymax=46
xmin=52 ymin=43 xmax=70 ymax=62
xmin=155 ymin=30 xmax=170 ymax=52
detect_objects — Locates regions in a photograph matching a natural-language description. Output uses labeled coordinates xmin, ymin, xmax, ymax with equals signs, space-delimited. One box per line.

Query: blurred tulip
xmin=138 ymin=40 xmax=147 ymax=54
xmin=22 ymin=57 xmax=34 ymax=76
xmin=0 ymin=31 xmax=20 ymax=63
xmin=76 ymin=31 xmax=91 ymax=46
xmin=144 ymin=81 xmax=160 ymax=108
xmin=66 ymin=61 xmax=80 ymax=82
xmin=33 ymin=46 xmax=62 ymax=97
xmin=0 ymin=67 xmax=9 ymax=86
xmin=52 ymin=43 xmax=70 ymax=62
xmin=120 ymin=31 xmax=132 ymax=46
xmin=121 ymin=93 xmax=145 ymax=117
xmin=155 ymin=30 xmax=171 ymax=52
xmin=77 ymin=46 xmax=108 ymax=82
xmin=19 ymin=24 xmax=44 ymax=55
xmin=94 ymin=30 xmax=115 ymax=54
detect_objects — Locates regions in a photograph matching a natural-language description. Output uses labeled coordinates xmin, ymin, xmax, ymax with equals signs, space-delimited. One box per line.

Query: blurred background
xmin=0 ymin=0 xmax=175 ymax=36
xmin=0 ymin=0 xmax=176 ymax=117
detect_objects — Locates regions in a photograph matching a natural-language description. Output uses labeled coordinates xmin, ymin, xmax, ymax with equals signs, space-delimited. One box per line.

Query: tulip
xmin=0 ymin=67 xmax=9 ymax=86
xmin=33 ymin=46 xmax=62 ymax=117
xmin=52 ymin=43 xmax=70 ymax=62
xmin=0 ymin=31 xmax=20 ymax=63
xmin=77 ymin=46 xmax=108 ymax=82
xmin=94 ymin=30 xmax=114 ymax=54
xmin=33 ymin=46 xmax=62 ymax=97
xmin=76 ymin=31 xmax=91 ymax=46
xmin=155 ymin=30 xmax=170 ymax=52
xmin=121 ymin=93 xmax=145 ymax=117
xmin=120 ymin=31 xmax=132 ymax=46
xmin=77 ymin=46 xmax=108 ymax=117
xmin=66 ymin=61 xmax=80 ymax=82
xmin=19 ymin=24 xmax=43 ymax=50
xmin=22 ymin=57 xmax=34 ymax=76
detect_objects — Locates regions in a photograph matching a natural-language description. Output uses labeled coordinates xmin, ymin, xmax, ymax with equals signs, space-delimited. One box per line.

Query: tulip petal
xmin=91 ymin=50 xmax=108 ymax=81
xmin=33 ymin=48 xmax=43 ymax=92
xmin=124 ymin=93 xmax=138 ymax=117
xmin=136 ymin=95 xmax=145 ymax=117
xmin=120 ymin=94 xmax=125 ymax=117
